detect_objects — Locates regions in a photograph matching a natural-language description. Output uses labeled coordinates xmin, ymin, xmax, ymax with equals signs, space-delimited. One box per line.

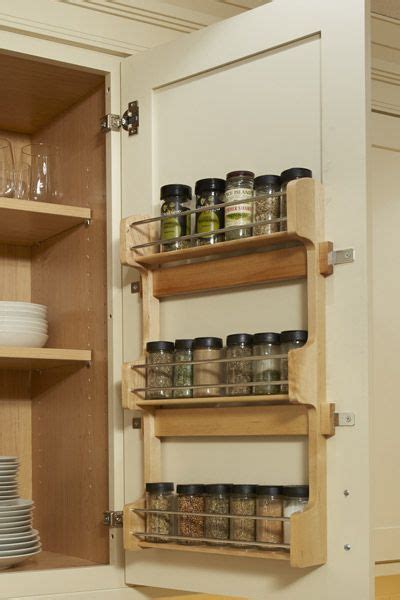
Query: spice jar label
xmin=225 ymin=188 xmax=253 ymax=228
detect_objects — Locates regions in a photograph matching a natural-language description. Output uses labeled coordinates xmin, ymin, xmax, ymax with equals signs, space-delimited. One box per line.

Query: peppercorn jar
xmin=226 ymin=333 xmax=253 ymax=396
xmin=252 ymin=332 xmax=281 ymax=395
xmin=145 ymin=482 xmax=175 ymax=542
xmin=256 ymin=485 xmax=283 ymax=545
xmin=280 ymin=330 xmax=308 ymax=393
xmin=254 ymin=174 xmax=281 ymax=236
xmin=279 ymin=168 xmax=312 ymax=231
xmin=173 ymin=339 xmax=193 ymax=398
xmin=160 ymin=184 xmax=192 ymax=251
xmin=146 ymin=341 xmax=174 ymax=399
xmin=195 ymin=178 xmax=225 ymax=246
xmin=204 ymin=484 xmax=231 ymax=543
xmin=193 ymin=337 xmax=223 ymax=397
xmin=230 ymin=484 xmax=257 ymax=544
xmin=282 ymin=485 xmax=309 ymax=544
xmin=177 ymin=484 xmax=205 ymax=544
xmin=224 ymin=170 xmax=254 ymax=241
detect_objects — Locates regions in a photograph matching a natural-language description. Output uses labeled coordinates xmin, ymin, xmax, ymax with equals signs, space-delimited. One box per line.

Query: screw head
xmin=344 ymin=544 xmax=351 ymax=551
xmin=343 ymin=489 xmax=350 ymax=497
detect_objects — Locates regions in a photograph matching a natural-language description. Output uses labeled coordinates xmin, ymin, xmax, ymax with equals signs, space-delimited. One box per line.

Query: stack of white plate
xmin=0 ymin=457 xmax=41 ymax=569
xmin=0 ymin=301 xmax=48 ymax=347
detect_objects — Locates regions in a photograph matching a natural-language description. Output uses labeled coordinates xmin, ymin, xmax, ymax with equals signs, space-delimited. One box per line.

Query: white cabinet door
xmin=121 ymin=2 xmax=371 ymax=597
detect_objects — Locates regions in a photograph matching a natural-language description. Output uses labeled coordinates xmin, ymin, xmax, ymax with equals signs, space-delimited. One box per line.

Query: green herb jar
xmin=195 ymin=178 xmax=225 ymax=246
xmin=160 ymin=184 xmax=192 ymax=251
xmin=224 ymin=170 xmax=254 ymax=241
xmin=230 ymin=484 xmax=257 ymax=544
xmin=226 ymin=333 xmax=253 ymax=396
xmin=252 ymin=332 xmax=281 ymax=395
xmin=173 ymin=339 xmax=193 ymax=398
xmin=204 ymin=483 xmax=231 ymax=543
xmin=145 ymin=482 xmax=175 ymax=542
xmin=146 ymin=340 xmax=174 ymax=399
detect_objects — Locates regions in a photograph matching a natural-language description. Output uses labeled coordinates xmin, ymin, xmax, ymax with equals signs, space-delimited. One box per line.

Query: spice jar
xmin=224 ymin=170 xmax=254 ymax=241
xmin=226 ymin=333 xmax=253 ymax=396
xmin=160 ymin=184 xmax=192 ymax=251
xmin=282 ymin=485 xmax=309 ymax=544
xmin=256 ymin=485 xmax=283 ymax=545
xmin=177 ymin=484 xmax=205 ymax=544
xmin=195 ymin=178 xmax=225 ymax=246
xmin=145 ymin=482 xmax=175 ymax=542
xmin=173 ymin=339 xmax=193 ymax=398
xmin=146 ymin=341 xmax=174 ymax=399
xmin=193 ymin=337 xmax=223 ymax=397
xmin=280 ymin=330 xmax=308 ymax=393
xmin=230 ymin=484 xmax=257 ymax=544
xmin=279 ymin=168 xmax=312 ymax=231
xmin=204 ymin=484 xmax=231 ymax=543
xmin=252 ymin=332 xmax=281 ymax=395
xmin=254 ymin=175 xmax=281 ymax=236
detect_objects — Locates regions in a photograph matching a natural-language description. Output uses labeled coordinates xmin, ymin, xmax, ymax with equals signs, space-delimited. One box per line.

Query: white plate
xmin=0 ymin=301 xmax=46 ymax=311
xmin=0 ymin=543 xmax=41 ymax=557
xmin=0 ymin=529 xmax=37 ymax=540
xmin=0 ymin=516 xmax=31 ymax=524
xmin=0 ymin=538 xmax=40 ymax=550
xmin=0 ymin=525 xmax=31 ymax=533
xmin=0 ymin=457 xmax=18 ymax=463
xmin=0 ymin=331 xmax=48 ymax=347
xmin=0 ymin=324 xmax=48 ymax=333
xmin=0 ymin=500 xmax=33 ymax=511
xmin=0 ymin=475 xmax=16 ymax=480
xmin=0 ymin=511 xmax=33 ymax=520
xmin=0 ymin=547 xmax=41 ymax=570
xmin=0 ymin=485 xmax=18 ymax=490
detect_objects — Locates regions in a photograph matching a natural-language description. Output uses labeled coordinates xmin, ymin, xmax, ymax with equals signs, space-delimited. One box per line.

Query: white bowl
xmin=0 ymin=547 xmax=41 ymax=569
xmin=0 ymin=331 xmax=48 ymax=347
xmin=0 ymin=324 xmax=48 ymax=334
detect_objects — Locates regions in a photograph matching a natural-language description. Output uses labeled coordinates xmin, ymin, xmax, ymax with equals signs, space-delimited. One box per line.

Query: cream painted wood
xmin=371 ymin=14 xmax=400 ymax=116
xmin=121 ymin=0 xmax=370 ymax=597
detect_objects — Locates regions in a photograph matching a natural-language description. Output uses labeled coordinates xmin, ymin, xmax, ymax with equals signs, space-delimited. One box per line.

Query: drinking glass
xmin=0 ymin=138 xmax=15 ymax=197
xmin=15 ymin=161 xmax=31 ymax=200
xmin=22 ymin=143 xmax=60 ymax=202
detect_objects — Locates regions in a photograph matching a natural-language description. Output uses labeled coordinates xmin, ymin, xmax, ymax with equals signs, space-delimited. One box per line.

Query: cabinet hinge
xmin=334 ymin=412 xmax=355 ymax=427
xmin=329 ymin=248 xmax=354 ymax=266
xmin=103 ymin=510 xmax=123 ymax=527
xmin=100 ymin=100 xmax=139 ymax=135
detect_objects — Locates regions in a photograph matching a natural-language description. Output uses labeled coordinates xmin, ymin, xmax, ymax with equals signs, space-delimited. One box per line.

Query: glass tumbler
xmin=0 ymin=138 xmax=15 ymax=197
xmin=22 ymin=143 xmax=60 ymax=202
xmin=15 ymin=161 xmax=31 ymax=200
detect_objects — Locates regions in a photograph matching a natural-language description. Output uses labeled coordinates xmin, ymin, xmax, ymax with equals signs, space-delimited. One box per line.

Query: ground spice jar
xmin=254 ymin=174 xmax=281 ymax=236
xmin=256 ymin=485 xmax=283 ymax=545
xmin=177 ymin=484 xmax=205 ymax=544
xmin=146 ymin=341 xmax=174 ymax=399
xmin=173 ymin=339 xmax=193 ymax=398
xmin=195 ymin=178 xmax=225 ymax=245
xmin=230 ymin=484 xmax=257 ymax=544
xmin=280 ymin=330 xmax=308 ymax=393
xmin=204 ymin=484 xmax=231 ymax=543
xmin=193 ymin=337 xmax=223 ymax=397
xmin=145 ymin=482 xmax=175 ymax=542
xmin=282 ymin=485 xmax=309 ymax=544
xmin=279 ymin=168 xmax=312 ymax=231
xmin=160 ymin=184 xmax=192 ymax=251
xmin=224 ymin=170 xmax=254 ymax=241
xmin=252 ymin=332 xmax=281 ymax=395
xmin=226 ymin=333 xmax=253 ymax=396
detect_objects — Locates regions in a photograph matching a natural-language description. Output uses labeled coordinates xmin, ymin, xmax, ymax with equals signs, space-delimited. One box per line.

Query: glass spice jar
xmin=193 ymin=337 xmax=223 ymax=397
xmin=256 ymin=485 xmax=283 ymax=545
xmin=230 ymin=484 xmax=257 ymax=544
xmin=173 ymin=339 xmax=193 ymax=398
xmin=279 ymin=168 xmax=312 ymax=231
xmin=280 ymin=330 xmax=308 ymax=393
xmin=146 ymin=341 xmax=174 ymax=399
xmin=254 ymin=174 xmax=282 ymax=236
xmin=226 ymin=333 xmax=253 ymax=396
xmin=282 ymin=485 xmax=309 ymax=544
xmin=252 ymin=332 xmax=281 ymax=395
xmin=177 ymin=484 xmax=205 ymax=544
xmin=195 ymin=178 xmax=225 ymax=246
xmin=145 ymin=482 xmax=175 ymax=542
xmin=160 ymin=184 xmax=192 ymax=251
xmin=224 ymin=170 xmax=255 ymax=241
xmin=204 ymin=484 xmax=231 ymax=543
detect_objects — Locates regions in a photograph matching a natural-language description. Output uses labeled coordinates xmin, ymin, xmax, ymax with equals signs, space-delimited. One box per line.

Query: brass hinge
xmin=103 ymin=510 xmax=123 ymax=527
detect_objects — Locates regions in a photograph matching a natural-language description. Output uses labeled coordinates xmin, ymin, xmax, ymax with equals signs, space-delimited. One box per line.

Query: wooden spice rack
xmin=121 ymin=178 xmax=336 ymax=568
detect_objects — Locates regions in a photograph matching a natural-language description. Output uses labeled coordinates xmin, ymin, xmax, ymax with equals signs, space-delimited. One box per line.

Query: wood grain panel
xmin=31 ymin=85 xmax=108 ymax=564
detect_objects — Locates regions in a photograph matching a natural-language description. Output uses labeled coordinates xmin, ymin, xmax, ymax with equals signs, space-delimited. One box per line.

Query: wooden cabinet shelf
xmin=0 ymin=198 xmax=91 ymax=246
xmin=0 ymin=347 xmax=91 ymax=370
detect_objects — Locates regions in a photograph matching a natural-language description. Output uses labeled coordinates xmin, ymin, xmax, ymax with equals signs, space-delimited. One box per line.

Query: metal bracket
xmin=132 ymin=417 xmax=142 ymax=430
xmin=334 ymin=412 xmax=355 ymax=427
xmin=100 ymin=113 xmax=121 ymax=133
xmin=100 ymin=100 xmax=139 ymax=135
xmin=103 ymin=511 xmax=123 ymax=527
xmin=131 ymin=281 xmax=141 ymax=294
xmin=329 ymin=248 xmax=355 ymax=266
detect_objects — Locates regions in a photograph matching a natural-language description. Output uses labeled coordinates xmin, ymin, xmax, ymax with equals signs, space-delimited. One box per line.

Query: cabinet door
xmin=121 ymin=1 xmax=371 ymax=598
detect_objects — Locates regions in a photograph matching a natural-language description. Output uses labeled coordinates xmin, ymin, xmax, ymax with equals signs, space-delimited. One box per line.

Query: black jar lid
xmin=193 ymin=337 xmax=223 ymax=350
xmin=176 ymin=484 xmax=205 ymax=495
xmin=256 ymin=485 xmax=283 ymax=496
xmin=253 ymin=332 xmax=281 ymax=345
xmin=280 ymin=168 xmax=312 ymax=183
xmin=280 ymin=330 xmax=308 ymax=344
xmin=254 ymin=174 xmax=281 ymax=187
xmin=226 ymin=170 xmax=255 ymax=179
xmin=146 ymin=482 xmax=174 ymax=493
xmin=226 ymin=333 xmax=253 ymax=347
xmin=230 ymin=484 xmax=257 ymax=495
xmin=146 ymin=340 xmax=174 ymax=352
xmin=282 ymin=485 xmax=309 ymax=498
xmin=160 ymin=184 xmax=192 ymax=200
xmin=204 ymin=483 xmax=232 ymax=494
xmin=195 ymin=178 xmax=226 ymax=195
xmin=175 ymin=339 xmax=194 ymax=350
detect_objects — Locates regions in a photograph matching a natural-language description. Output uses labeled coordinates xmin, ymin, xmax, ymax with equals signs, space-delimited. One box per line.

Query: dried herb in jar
xmin=226 ymin=333 xmax=253 ymax=396
xmin=145 ymin=482 xmax=175 ymax=542
xmin=204 ymin=484 xmax=231 ymax=542
xmin=173 ymin=339 xmax=193 ymax=398
xmin=230 ymin=484 xmax=256 ymax=544
xmin=146 ymin=341 xmax=174 ymax=399
xmin=254 ymin=174 xmax=281 ymax=236
xmin=177 ymin=484 xmax=205 ymax=544
xmin=256 ymin=485 xmax=283 ymax=544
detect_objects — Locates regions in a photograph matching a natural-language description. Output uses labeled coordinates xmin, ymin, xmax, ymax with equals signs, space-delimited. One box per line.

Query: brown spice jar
xmin=256 ymin=486 xmax=283 ymax=544
xmin=177 ymin=484 xmax=205 ymax=544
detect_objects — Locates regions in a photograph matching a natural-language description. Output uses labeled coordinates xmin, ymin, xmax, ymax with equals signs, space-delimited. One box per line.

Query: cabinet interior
xmin=0 ymin=52 xmax=109 ymax=571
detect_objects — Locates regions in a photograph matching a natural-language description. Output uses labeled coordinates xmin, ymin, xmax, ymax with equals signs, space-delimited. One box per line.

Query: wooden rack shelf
xmin=0 ymin=347 xmax=91 ymax=370
xmin=0 ymin=198 xmax=91 ymax=246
